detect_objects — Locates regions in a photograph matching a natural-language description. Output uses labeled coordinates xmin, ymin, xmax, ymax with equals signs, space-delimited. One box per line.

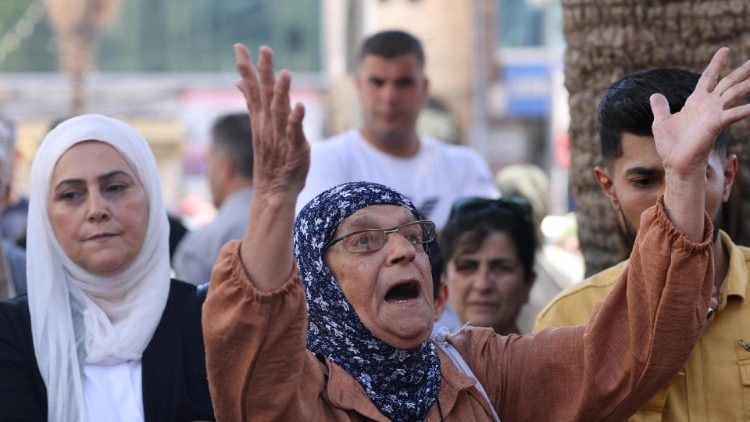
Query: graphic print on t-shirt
xmin=416 ymin=197 xmax=439 ymax=220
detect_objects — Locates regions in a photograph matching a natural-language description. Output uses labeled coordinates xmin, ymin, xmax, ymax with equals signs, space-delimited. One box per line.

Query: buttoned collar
xmin=718 ymin=231 xmax=746 ymax=309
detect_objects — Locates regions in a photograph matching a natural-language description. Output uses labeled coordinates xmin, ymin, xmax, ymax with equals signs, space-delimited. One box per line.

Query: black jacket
xmin=0 ymin=280 xmax=214 ymax=421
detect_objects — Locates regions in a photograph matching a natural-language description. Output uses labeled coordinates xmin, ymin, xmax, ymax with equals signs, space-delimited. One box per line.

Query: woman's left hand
xmin=233 ymin=44 xmax=309 ymax=291
xmin=234 ymin=43 xmax=310 ymax=203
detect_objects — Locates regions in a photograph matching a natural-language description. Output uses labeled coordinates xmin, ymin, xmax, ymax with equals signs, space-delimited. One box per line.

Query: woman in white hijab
xmin=0 ymin=114 xmax=213 ymax=421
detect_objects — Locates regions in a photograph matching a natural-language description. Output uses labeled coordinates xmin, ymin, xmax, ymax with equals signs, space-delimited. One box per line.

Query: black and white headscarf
xmin=294 ymin=181 xmax=441 ymax=421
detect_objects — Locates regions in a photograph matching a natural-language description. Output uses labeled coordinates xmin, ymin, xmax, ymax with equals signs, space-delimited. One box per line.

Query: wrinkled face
xmin=356 ymin=53 xmax=428 ymax=146
xmin=595 ymin=133 xmax=735 ymax=243
xmin=48 ymin=141 xmax=149 ymax=276
xmin=445 ymin=231 xmax=532 ymax=334
xmin=325 ymin=205 xmax=434 ymax=349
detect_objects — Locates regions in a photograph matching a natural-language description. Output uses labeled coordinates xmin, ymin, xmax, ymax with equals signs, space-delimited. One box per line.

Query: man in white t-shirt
xmin=297 ymin=30 xmax=498 ymax=228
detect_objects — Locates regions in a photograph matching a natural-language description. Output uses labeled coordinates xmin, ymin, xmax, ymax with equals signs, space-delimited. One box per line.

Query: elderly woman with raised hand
xmin=203 ymin=45 xmax=750 ymax=421
xmin=0 ymin=115 xmax=214 ymax=421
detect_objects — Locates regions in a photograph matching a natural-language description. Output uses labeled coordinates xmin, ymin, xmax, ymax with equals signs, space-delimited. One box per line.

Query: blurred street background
xmin=9 ymin=0 xmax=747 ymax=280
xmin=0 ymin=0 xmax=569 ymax=214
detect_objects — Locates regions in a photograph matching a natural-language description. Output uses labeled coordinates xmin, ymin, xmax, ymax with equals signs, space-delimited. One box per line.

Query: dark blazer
xmin=0 ymin=280 xmax=214 ymax=421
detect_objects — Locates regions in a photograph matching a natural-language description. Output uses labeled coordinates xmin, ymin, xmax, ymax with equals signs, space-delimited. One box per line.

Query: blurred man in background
xmin=173 ymin=112 xmax=253 ymax=285
xmin=296 ymin=30 xmax=498 ymax=228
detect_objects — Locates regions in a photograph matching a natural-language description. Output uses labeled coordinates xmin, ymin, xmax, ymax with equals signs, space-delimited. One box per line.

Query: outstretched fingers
xmin=722 ymin=103 xmax=750 ymax=127
xmin=722 ymin=78 xmax=750 ymax=109
xmin=234 ymin=43 xmax=261 ymax=112
xmin=715 ymin=58 xmax=750 ymax=97
xmin=257 ymin=46 xmax=276 ymax=112
xmin=271 ymin=70 xmax=292 ymax=138
xmin=714 ymin=55 xmax=750 ymax=127
xmin=696 ymin=47 xmax=729 ymax=94
xmin=720 ymin=60 xmax=750 ymax=107
xmin=288 ymin=103 xmax=307 ymax=148
xmin=650 ymin=93 xmax=671 ymax=124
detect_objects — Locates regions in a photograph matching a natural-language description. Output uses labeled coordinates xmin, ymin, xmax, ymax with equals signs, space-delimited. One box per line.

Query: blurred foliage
xmin=0 ymin=0 xmax=56 ymax=71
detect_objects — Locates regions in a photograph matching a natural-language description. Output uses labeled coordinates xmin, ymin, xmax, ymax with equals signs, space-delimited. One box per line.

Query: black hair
xmin=358 ymin=30 xmax=425 ymax=67
xmin=598 ymin=68 xmax=729 ymax=162
xmin=439 ymin=200 xmax=537 ymax=282
xmin=427 ymin=240 xmax=444 ymax=299
xmin=211 ymin=113 xmax=253 ymax=179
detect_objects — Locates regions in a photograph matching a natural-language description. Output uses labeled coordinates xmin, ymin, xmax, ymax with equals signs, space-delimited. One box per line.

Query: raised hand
xmin=650 ymin=48 xmax=750 ymax=241
xmin=234 ymin=43 xmax=310 ymax=201
xmin=234 ymin=44 xmax=310 ymax=290
xmin=651 ymin=48 xmax=750 ymax=176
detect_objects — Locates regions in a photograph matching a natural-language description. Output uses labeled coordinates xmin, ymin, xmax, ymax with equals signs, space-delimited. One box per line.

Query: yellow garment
xmin=534 ymin=231 xmax=750 ymax=421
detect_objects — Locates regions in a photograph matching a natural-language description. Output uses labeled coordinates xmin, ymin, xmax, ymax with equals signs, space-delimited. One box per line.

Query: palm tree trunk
xmin=46 ymin=0 xmax=121 ymax=114
xmin=563 ymin=0 xmax=750 ymax=276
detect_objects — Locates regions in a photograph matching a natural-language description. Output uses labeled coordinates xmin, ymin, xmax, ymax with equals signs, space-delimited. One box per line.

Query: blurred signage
xmin=502 ymin=62 xmax=551 ymax=117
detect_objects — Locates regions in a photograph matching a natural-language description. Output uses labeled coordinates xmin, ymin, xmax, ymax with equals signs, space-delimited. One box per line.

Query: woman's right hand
xmin=234 ymin=44 xmax=309 ymax=290
xmin=235 ymin=43 xmax=310 ymax=203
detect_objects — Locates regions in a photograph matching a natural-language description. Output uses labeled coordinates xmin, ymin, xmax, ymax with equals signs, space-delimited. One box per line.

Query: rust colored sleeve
xmin=202 ymin=240 xmax=323 ymax=421
xmin=453 ymin=198 xmax=714 ymax=421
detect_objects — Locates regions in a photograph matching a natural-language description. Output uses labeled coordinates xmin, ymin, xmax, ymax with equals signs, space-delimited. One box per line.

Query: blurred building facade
xmin=0 ymin=0 xmax=325 ymax=210
xmin=0 ymin=0 xmax=568 ymax=213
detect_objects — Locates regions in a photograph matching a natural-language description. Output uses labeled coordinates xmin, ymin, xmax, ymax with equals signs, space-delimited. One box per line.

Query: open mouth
xmin=384 ymin=280 xmax=421 ymax=303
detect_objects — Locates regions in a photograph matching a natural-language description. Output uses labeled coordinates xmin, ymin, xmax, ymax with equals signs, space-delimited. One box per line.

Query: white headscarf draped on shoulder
xmin=27 ymin=114 xmax=171 ymax=421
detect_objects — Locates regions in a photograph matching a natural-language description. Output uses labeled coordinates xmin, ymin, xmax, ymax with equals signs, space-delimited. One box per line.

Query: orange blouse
xmin=203 ymin=200 xmax=714 ymax=421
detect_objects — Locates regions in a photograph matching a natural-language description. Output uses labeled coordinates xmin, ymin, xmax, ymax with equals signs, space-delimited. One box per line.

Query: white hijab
xmin=27 ymin=114 xmax=171 ymax=421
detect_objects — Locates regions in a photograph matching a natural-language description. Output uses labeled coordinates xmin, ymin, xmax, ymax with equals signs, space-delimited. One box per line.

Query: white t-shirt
xmin=297 ymin=129 xmax=499 ymax=228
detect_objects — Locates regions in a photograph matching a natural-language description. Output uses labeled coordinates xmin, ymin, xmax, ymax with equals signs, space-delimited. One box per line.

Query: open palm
xmin=234 ymin=44 xmax=310 ymax=199
xmin=651 ymin=48 xmax=750 ymax=176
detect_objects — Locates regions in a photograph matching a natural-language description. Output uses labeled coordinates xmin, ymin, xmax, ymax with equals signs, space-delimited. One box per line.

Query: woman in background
xmin=435 ymin=196 xmax=536 ymax=335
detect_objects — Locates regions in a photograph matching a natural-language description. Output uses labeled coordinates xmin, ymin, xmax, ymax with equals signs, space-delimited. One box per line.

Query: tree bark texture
xmin=563 ymin=0 xmax=750 ymax=276
xmin=46 ymin=0 xmax=121 ymax=114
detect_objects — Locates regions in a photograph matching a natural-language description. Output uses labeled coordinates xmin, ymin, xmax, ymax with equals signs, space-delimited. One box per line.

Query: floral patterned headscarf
xmin=294 ymin=181 xmax=441 ymax=421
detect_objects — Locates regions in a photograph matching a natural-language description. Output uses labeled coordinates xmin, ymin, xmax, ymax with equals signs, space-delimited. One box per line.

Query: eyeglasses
xmin=448 ymin=196 xmax=533 ymax=222
xmin=326 ymin=220 xmax=437 ymax=254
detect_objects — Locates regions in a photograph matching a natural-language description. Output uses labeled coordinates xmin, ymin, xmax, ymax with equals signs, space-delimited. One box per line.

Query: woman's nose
xmin=385 ymin=232 xmax=417 ymax=265
xmin=473 ymin=267 xmax=493 ymax=291
xmin=86 ymin=194 xmax=110 ymax=222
